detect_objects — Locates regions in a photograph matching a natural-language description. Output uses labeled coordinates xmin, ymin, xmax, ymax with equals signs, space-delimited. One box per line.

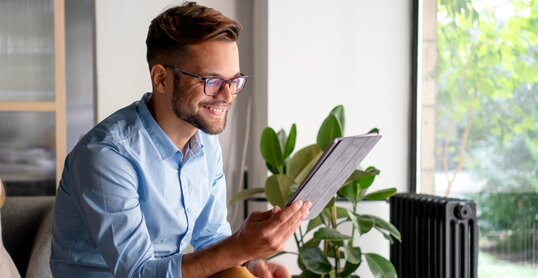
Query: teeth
xmin=204 ymin=105 xmax=224 ymax=112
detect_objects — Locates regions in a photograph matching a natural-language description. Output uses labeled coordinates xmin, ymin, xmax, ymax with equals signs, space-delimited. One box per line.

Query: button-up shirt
xmin=50 ymin=93 xmax=231 ymax=277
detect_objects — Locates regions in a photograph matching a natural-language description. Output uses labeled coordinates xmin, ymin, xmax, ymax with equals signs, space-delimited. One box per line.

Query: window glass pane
xmin=420 ymin=0 xmax=538 ymax=275
xmin=0 ymin=112 xmax=56 ymax=195
xmin=0 ymin=0 xmax=55 ymax=101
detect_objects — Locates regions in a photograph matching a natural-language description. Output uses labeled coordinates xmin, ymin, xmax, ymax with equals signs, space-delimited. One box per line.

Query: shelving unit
xmin=0 ymin=0 xmax=66 ymax=194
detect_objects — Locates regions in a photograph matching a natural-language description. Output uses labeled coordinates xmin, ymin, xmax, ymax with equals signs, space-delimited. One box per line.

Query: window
xmin=418 ymin=0 xmax=538 ymax=275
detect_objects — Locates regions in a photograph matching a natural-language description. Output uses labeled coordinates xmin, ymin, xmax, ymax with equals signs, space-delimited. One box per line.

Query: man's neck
xmin=148 ymin=95 xmax=197 ymax=153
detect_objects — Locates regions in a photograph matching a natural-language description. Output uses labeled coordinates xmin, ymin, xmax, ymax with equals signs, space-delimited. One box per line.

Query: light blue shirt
xmin=50 ymin=93 xmax=231 ymax=277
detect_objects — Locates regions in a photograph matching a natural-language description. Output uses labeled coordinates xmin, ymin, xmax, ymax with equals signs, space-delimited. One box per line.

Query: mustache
xmin=200 ymin=101 xmax=232 ymax=109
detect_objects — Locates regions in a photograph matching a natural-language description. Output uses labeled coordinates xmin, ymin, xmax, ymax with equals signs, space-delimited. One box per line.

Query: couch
xmin=1 ymin=196 xmax=54 ymax=278
xmin=0 ymin=196 xmax=254 ymax=278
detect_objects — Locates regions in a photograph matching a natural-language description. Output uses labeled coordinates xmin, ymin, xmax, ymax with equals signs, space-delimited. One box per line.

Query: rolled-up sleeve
xmin=70 ymin=141 xmax=182 ymax=278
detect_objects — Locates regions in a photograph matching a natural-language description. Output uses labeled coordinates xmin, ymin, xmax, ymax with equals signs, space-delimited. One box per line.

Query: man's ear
xmin=150 ymin=64 xmax=169 ymax=94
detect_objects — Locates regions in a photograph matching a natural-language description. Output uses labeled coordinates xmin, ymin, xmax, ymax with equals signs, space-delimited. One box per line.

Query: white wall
xmin=95 ymin=0 xmax=171 ymax=120
xmin=265 ymin=0 xmax=411 ymax=276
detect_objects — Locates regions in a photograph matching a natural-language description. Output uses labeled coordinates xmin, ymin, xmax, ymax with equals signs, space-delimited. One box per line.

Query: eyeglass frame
xmin=163 ymin=64 xmax=249 ymax=96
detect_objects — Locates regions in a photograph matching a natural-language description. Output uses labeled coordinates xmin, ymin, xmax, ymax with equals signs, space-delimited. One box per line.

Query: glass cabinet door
xmin=0 ymin=0 xmax=66 ymax=195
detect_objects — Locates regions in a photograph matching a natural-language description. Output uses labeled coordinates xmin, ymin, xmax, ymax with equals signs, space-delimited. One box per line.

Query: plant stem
xmin=331 ymin=200 xmax=341 ymax=275
xmin=293 ymin=232 xmax=301 ymax=251
xmin=298 ymin=225 xmax=305 ymax=245
xmin=350 ymin=202 xmax=358 ymax=245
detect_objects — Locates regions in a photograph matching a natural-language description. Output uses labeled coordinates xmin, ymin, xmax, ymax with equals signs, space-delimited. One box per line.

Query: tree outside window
xmin=420 ymin=0 xmax=538 ymax=275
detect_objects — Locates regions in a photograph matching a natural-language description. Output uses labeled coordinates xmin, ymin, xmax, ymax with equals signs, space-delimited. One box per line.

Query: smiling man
xmin=50 ymin=2 xmax=310 ymax=278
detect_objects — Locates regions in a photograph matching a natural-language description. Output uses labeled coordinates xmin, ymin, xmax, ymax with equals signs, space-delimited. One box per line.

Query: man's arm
xmin=67 ymin=142 xmax=183 ymax=277
xmin=182 ymin=201 xmax=311 ymax=278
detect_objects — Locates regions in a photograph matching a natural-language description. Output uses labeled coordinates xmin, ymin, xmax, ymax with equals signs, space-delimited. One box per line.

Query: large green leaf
xmin=364 ymin=253 xmax=397 ymax=278
xmin=316 ymin=114 xmax=343 ymax=151
xmin=288 ymin=144 xmax=323 ymax=184
xmin=358 ymin=176 xmax=375 ymax=190
xmin=337 ymin=170 xmax=367 ymax=204
xmin=266 ymin=162 xmax=279 ymax=175
xmin=306 ymin=216 xmax=323 ymax=233
xmin=264 ymin=174 xmax=295 ymax=207
xmin=348 ymin=211 xmax=375 ymax=235
xmin=260 ymin=127 xmax=284 ymax=169
xmin=284 ymin=124 xmax=297 ymax=158
xmin=345 ymin=243 xmax=362 ymax=264
xmin=363 ymin=188 xmax=397 ymax=201
xmin=228 ymin=187 xmax=265 ymax=205
xmin=356 ymin=173 xmax=376 ymax=190
xmin=301 ymin=238 xmax=321 ymax=250
xmin=339 ymin=260 xmax=360 ymax=277
xmin=330 ymin=105 xmax=345 ymax=132
xmin=322 ymin=206 xmax=349 ymax=220
xmin=313 ymin=227 xmax=351 ymax=241
xmin=299 ymin=247 xmax=332 ymax=274
xmin=338 ymin=182 xmax=359 ymax=205
xmin=335 ymin=206 xmax=349 ymax=219
xmin=367 ymin=214 xmax=402 ymax=242
xmin=338 ymin=169 xmax=378 ymax=204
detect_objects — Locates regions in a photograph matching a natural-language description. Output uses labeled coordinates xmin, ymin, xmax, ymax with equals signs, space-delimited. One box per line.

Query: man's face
xmin=169 ymin=40 xmax=240 ymax=135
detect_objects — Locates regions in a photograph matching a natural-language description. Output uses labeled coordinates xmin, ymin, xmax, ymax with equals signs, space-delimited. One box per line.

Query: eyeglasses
xmin=164 ymin=64 xmax=249 ymax=96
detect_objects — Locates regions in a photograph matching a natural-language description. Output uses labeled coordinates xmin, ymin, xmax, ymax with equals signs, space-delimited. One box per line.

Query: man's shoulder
xmin=68 ymin=101 xmax=144 ymax=161
xmin=87 ymin=102 xmax=142 ymax=145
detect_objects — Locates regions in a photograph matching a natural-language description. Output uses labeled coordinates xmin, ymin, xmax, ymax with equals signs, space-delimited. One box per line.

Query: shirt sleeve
xmin=69 ymin=141 xmax=183 ymax=278
xmin=190 ymin=142 xmax=232 ymax=251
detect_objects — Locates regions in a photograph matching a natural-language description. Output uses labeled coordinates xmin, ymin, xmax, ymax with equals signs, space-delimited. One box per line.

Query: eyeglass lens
xmin=205 ymin=77 xmax=247 ymax=96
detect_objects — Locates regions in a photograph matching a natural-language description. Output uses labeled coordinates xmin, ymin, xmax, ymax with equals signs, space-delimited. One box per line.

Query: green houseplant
xmin=231 ymin=105 xmax=400 ymax=277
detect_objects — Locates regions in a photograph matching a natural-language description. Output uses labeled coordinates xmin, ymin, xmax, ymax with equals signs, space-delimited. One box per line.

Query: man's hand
xmin=247 ymin=260 xmax=289 ymax=278
xmin=181 ymin=200 xmax=310 ymax=278
xmin=232 ymin=200 xmax=311 ymax=262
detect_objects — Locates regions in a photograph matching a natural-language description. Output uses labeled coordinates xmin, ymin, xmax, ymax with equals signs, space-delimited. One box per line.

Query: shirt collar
xmin=136 ymin=93 xmax=204 ymax=160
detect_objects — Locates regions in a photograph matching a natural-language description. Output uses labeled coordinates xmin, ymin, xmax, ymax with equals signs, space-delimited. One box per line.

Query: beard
xmin=171 ymin=79 xmax=229 ymax=135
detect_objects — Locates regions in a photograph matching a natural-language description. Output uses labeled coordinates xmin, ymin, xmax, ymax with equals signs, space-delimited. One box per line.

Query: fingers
xmin=269 ymin=201 xmax=307 ymax=226
xmin=248 ymin=260 xmax=272 ymax=278
xmin=274 ymin=201 xmax=311 ymax=226
xmin=277 ymin=202 xmax=311 ymax=242
xmin=267 ymin=262 xmax=290 ymax=278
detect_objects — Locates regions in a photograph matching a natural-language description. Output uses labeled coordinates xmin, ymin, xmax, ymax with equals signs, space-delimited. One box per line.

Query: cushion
xmin=25 ymin=204 xmax=53 ymax=278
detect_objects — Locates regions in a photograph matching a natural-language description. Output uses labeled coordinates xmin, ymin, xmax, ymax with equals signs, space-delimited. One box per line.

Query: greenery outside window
xmin=417 ymin=0 xmax=538 ymax=276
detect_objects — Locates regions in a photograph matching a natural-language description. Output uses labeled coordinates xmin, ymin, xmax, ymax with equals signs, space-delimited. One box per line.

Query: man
xmin=50 ymin=2 xmax=311 ymax=277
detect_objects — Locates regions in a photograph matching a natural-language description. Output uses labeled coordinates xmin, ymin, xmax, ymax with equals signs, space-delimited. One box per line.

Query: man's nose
xmin=215 ymin=83 xmax=235 ymax=103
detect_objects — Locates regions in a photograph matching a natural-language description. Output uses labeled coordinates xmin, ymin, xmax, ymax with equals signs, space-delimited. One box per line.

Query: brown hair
xmin=146 ymin=1 xmax=241 ymax=67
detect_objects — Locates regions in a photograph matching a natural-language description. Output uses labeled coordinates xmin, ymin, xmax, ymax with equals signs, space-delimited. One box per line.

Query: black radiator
xmin=390 ymin=193 xmax=479 ymax=278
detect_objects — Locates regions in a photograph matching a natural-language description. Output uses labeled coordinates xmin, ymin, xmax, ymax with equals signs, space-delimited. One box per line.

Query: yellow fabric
xmin=210 ymin=266 xmax=257 ymax=278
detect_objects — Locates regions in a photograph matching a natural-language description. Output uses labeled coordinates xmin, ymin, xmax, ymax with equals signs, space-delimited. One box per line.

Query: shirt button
xmin=186 ymin=208 xmax=191 ymax=214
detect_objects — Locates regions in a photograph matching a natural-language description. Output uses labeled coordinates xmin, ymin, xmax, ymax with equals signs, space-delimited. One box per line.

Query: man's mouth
xmin=202 ymin=104 xmax=229 ymax=117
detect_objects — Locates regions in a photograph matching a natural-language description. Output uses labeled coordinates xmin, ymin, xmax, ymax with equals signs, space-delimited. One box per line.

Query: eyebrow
xmin=202 ymin=71 xmax=243 ymax=79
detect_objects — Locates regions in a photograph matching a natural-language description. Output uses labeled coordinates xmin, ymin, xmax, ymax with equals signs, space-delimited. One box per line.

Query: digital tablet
xmin=285 ymin=134 xmax=381 ymax=220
